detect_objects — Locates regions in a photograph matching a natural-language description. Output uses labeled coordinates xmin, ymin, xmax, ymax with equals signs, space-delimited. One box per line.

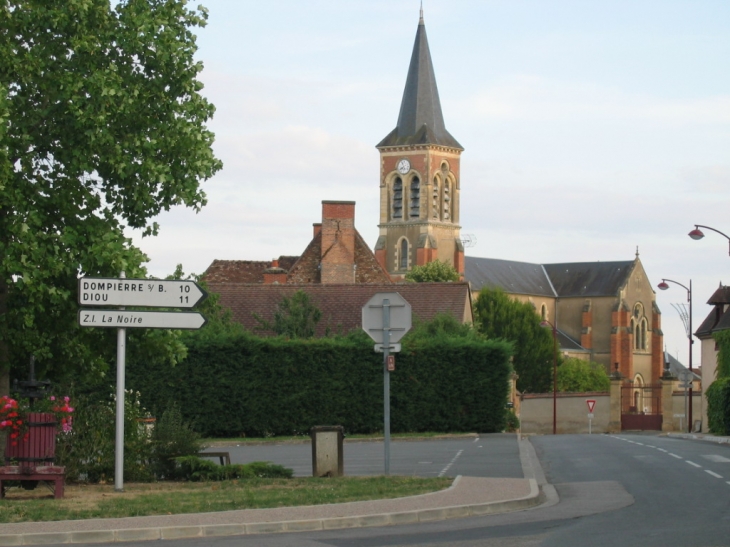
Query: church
xmin=204 ymin=9 xmax=665 ymax=385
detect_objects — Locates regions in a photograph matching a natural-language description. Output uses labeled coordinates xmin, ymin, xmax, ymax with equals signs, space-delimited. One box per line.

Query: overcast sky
xmin=130 ymin=0 xmax=730 ymax=368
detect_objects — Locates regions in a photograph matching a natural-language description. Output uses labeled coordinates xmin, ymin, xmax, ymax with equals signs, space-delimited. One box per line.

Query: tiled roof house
xmin=203 ymin=201 xmax=474 ymax=336
xmin=694 ymin=283 xmax=730 ymax=426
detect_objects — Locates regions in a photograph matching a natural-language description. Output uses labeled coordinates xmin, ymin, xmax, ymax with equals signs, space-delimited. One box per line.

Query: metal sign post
xmin=362 ymin=292 xmax=411 ymax=476
xmin=586 ymin=399 xmax=596 ymax=435
xmin=78 ymin=274 xmax=208 ymax=492
xmin=114 ymin=271 xmax=126 ymax=492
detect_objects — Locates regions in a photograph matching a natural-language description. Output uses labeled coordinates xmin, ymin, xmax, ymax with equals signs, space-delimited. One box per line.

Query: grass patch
xmin=0 ymin=476 xmax=453 ymax=523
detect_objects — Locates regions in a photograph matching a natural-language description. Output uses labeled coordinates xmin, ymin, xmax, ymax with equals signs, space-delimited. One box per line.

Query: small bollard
xmin=310 ymin=426 xmax=344 ymax=477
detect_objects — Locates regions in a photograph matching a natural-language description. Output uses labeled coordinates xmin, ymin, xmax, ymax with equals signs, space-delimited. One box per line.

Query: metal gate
xmin=621 ymin=382 xmax=662 ymax=431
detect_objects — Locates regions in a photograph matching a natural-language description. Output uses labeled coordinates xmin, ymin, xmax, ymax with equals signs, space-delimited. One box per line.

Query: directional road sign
xmin=362 ymin=292 xmax=412 ymax=344
xmin=78 ymin=277 xmax=207 ymax=308
xmin=78 ymin=310 xmax=207 ymax=330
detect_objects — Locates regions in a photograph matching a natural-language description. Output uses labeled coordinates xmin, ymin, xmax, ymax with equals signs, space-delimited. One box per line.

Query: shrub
xmin=504 ymin=409 xmax=520 ymax=432
xmin=173 ymin=456 xmax=293 ymax=481
xmin=557 ymin=358 xmax=610 ymax=392
xmin=150 ymin=403 xmax=204 ymax=479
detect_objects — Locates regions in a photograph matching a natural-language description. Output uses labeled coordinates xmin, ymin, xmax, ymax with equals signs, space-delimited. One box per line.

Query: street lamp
xmin=657 ymin=278 xmax=693 ymax=432
xmin=688 ymin=225 xmax=730 ymax=256
xmin=540 ymin=320 xmax=558 ymax=435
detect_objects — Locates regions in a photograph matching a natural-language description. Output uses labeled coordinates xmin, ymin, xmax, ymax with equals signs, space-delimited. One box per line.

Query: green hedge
xmin=706 ymin=377 xmax=730 ymax=435
xmin=127 ymin=333 xmax=512 ymax=437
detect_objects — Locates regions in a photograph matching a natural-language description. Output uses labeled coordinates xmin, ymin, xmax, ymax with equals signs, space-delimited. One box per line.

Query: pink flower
xmin=50 ymin=396 xmax=56 ymax=401
xmin=64 ymin=396 xmax=70 ymax=403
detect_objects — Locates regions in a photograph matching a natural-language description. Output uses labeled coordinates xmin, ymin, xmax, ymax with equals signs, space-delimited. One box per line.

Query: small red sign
xmin=586 ymin=399 xmax=596 ymax=413
xmin=387 ymin=355 xmax=395 ymax=371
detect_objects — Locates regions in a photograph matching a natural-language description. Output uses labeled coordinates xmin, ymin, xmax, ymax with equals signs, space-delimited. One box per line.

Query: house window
xmin=399 ymin=238 xmax=409 ymax=270
xmin=410 ymin=177 xmax=420 ymax=218
xmin=392 ymin=177 xmax=403 ymax=219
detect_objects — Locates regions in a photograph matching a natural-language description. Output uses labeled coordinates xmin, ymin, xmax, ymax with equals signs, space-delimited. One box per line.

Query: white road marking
xmin=705 ymin=470 xmax=723 ymax=479
xmin=438 ymin=449 xmax=463 ymax=477
xmin=646 ymin=445 xmax=656 ymax=448
xmin=669 ymin=453 xmax=682 ymax=459
xmin=686 ymin=460 xmax=702 ymax=468
xmin=473 ymin=438 xmax=479 ymax=443
xmin=657 ymin=448 xmax=667 ymax=452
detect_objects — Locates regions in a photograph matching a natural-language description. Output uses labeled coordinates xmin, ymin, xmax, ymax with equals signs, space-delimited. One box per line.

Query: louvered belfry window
xmin=392 ymin=177 xmax=403 ymax=219
xmin=410 ymin=177 xmax=420 ymax=218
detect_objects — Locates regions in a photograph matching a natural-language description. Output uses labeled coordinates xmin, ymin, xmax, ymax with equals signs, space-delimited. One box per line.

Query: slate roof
xmin=664 ymin=352 xmax=700 ymax=380
xmin=376 ymin=12 xmax=462 ymax=150
xmin=464 ymin=257 xmax=556 ymax=297
xmin=707 ymin=285 xmax=730 ymax=305
xmin=542 ymin=261 xmax=634 ymax=297
xmin=207 ymin=282 xmax=473 ymax=337
xmin=556 ymin=329 xmax=588 ymax=353
xmin=695 ymin=306 xmax=730 ymax=337
xmin=464 ymin=257 xmax=636 ymax=299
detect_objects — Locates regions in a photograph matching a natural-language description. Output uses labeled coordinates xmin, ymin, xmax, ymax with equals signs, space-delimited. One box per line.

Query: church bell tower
xmin=374 ymin=8 xmax=464 ymax=279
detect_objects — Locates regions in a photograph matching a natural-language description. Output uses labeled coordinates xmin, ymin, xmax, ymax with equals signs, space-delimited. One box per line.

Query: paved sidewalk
xmin=0 ymin=436 xmax=545 ymax=546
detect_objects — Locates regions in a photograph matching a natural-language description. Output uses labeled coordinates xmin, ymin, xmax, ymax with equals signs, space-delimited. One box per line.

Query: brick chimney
xmin=320 ymin=201 xmax=356 ymax=284
xmin=263 ymin=259 xmax=288 ymax=284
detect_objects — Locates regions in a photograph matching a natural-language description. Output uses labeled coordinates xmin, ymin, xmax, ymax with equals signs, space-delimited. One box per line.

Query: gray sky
xmin=130 ymin=0 xmax=730 ymax=368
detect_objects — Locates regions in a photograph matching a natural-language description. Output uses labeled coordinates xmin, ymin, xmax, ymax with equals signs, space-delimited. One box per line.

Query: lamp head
xmin=657 ymin=281 xmax=669 ymax=291
xmin=688 ymin=227 xmax=705 ymax=241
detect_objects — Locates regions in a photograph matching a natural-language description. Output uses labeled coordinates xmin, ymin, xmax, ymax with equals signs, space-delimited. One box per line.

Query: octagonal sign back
xmin=361 ymin=292 xmax=412 ymax=345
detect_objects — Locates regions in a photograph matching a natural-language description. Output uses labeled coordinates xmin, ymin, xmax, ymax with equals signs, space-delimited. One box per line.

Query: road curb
xmin=0 ymin=479 xmax=542 ymax=546
xmin=667 ymin=432 xmax=730 ymax=445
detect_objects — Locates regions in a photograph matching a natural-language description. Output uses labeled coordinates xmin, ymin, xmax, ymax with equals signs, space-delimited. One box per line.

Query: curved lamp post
xmin=688 ymin=225 xmax=730 ymax=256
xmin=540 ymin=320 xmax=558 ymax=435
xmin=657 ymin=278 xmax=693 ymax=432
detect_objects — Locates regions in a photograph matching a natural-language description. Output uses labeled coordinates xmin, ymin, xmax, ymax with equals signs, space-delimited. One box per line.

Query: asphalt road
xmin=35 ymin=433 xmax=730 ymax=546
xmin=202 ymin=433 xmax=524 ymax=478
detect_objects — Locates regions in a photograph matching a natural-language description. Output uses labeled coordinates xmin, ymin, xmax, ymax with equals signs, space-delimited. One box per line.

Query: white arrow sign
xmin=78 ymin=310 xmax=207 ymax=330
xmin=78 ymin=277 xmax=207 ymax=308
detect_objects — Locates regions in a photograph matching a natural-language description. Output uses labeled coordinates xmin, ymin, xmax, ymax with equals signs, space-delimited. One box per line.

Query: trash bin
xmin=310 ymin=426 xmax=344 ymax=477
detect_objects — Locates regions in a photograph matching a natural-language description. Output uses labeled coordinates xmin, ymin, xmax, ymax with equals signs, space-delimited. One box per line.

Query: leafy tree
xmin=254 ymin=290 xmax=323 ymax=339
xmin=0 ymin=1 xmax=222 ymax=398
xmin=472 ymin=287 xmax=553 ymax=393
xmin=405 ymin=313 xmax=479 ymax=341
xmin=404 ymin=260 xmax=460 ymax=283
xmin=557 ymin=357 xmax=610 ymax=392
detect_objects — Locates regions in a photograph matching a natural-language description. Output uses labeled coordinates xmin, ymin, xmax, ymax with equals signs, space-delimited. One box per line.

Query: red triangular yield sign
xmin=586 ymin=399 xmax=596 ymax=413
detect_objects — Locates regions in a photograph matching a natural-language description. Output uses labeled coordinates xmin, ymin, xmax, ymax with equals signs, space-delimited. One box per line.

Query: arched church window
xmin=640 ymin=318 xmax=648 ymax=350
xmin=443 ymin=180 xmax=451 ymax=221
xmin=410 ymin=177 xmax=420 ymax=218
xmin=432 ymin=177 xmax=440 ymax=219
xmin=541 ymin=304 xmax=547 ymax=321
xmin=399 ymin=238 xmax=409 ymax=270
xmin=392 ymin=177 xmax=403 ymax=219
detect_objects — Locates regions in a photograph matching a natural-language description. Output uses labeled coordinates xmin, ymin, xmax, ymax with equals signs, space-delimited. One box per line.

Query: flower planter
xmin=4 ymin=412 xmax=57 ymax=466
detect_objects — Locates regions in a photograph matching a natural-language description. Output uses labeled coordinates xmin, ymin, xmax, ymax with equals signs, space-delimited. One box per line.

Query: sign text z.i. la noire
xmin=78 ymin=277 xmax=207 ymax=308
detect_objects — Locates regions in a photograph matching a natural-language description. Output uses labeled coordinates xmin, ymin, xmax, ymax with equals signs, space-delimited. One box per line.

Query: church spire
xmin=377 ymin=9 xmax=462 ymax=150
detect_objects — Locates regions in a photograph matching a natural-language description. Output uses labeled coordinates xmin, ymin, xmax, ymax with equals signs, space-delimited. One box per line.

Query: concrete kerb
xmin=0 ymin=435 xmax=549 ymax=546
xmin=666 ymin=432 xmax=730 ymax=444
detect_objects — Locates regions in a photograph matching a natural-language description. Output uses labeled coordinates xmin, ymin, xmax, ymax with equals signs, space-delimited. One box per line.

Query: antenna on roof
xmin=635 ymin=246 xmax=639 ymax=258
xmin=460 ymin=234 xmax=477 ymax=248
xmin=419 ymin=1 xmax=424 ymax=22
